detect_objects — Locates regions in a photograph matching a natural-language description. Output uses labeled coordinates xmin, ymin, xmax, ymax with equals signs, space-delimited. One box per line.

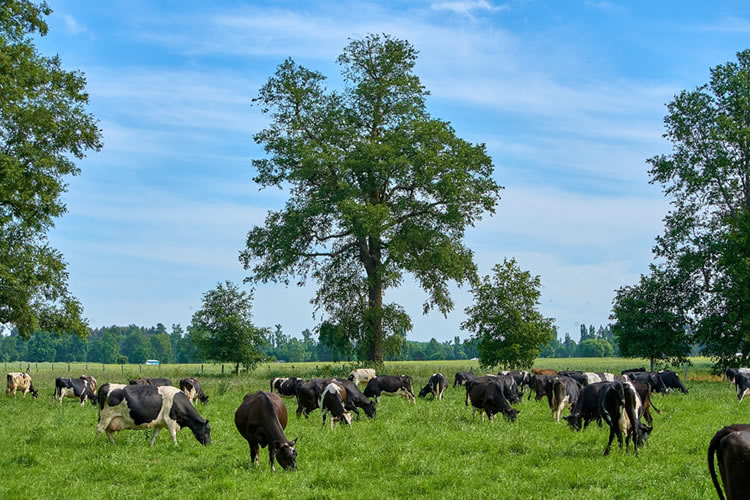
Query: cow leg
xmin=603 ymin=427 xmax=615 ymax=456
xmin=269 ymin=447 xmax=276 ymax=472
xmin=321 ymin=409 xmax=327 ymax=430
xmin=105 ymin=430 xmax=117 ymax=445
xmin=249 ymin=443 xmax=259 ymax=467
xmin=150 ymin=428 xmax=163 ymax=447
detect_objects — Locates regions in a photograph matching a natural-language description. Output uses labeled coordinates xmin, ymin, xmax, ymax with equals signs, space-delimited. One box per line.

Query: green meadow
xmin=0 ymin=359 xmax=740 ymax=499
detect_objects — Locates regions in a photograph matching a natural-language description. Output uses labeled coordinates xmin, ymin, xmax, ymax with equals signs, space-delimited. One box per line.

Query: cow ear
xmin=204 ymin=419 xmax=209 ymax=424
xmin=290 ymin=437 xmax=298 ymax=446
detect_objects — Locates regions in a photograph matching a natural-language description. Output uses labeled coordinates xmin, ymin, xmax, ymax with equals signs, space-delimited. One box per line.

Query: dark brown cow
xmin=532 ymin=368 xmax=557 ymax=376
xmin=129 ymin=377 xmax=173 ymax=387
xmin=235 ymin=391 xmax=298 ymax=471
xmin=708 ymin=424 xmax=750 ymax=500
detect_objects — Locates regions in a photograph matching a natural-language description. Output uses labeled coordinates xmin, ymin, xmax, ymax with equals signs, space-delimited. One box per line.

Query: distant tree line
xmin=539 ymin=324 xmax=618 ymax=358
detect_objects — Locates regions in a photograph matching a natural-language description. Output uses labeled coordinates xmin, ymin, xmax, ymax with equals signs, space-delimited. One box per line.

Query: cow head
xmin=503 ymin=408 xmax=520 ymax=422
xmin=191 ymin=419 xmax=211 ymax=445
xmin=198 ymin=393 xmax=209 ymax=404
xmin=30 ymin=385 xmax=39 ymax=399
xmin=418 ymin=384 xmax=431 ymax=398
xmin=274 ymin=438 xmax=299 ymax=470
xmin=636 ymin=423 xmax=653 ymax=446
xmin=347 ymin=374 xmax=355 ymax=382
xmin=362 ymin=401 xmax=376 ymax=419
xmin=563 ymin=414 xmax=581 ymax=432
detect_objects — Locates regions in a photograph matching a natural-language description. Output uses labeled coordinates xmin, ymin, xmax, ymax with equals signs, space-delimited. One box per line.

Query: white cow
xmin=6 ymin=372 xmax=38 ymax=398
xmin=347 ymin=368 xmax=376 ymax=387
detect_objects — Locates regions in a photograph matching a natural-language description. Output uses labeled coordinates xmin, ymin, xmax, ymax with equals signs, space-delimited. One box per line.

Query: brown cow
xmin=235 ymin=391 xmax=298 ymax=471
xmin=532 ymin=368 xmax=558 ymax=376
xmin=6 ymin=372 xmax=38 ymax=398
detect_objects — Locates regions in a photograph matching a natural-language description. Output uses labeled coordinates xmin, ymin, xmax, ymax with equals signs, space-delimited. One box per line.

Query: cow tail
xmin=708 ymin=429 xmax=727 ymax=500
xmin=649 ymin=395 xmax=661 ymax=414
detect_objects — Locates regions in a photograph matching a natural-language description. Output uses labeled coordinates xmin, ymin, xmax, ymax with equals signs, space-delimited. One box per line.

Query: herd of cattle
xmin=4 ymin=366 xmax=750 ymax=498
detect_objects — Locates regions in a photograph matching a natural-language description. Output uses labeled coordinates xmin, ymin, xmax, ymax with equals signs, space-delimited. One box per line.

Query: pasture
xmin=0 ymin=359 xmax=742 ymax=499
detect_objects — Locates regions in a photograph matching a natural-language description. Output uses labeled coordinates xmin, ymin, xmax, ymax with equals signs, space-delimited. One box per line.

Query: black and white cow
xmin=363 ymin=375 xmax=415 ymax=403
xmin=97 ymin=384 xmax=210 ymax=446
xmin=79 ymin=375 xmax=97 ymax=393
xmin=295 ymin=379 xmax=328 ymax=418
xmin=725 ymin=368 xmax=750 ymax=390
xmin=179 ymin=377 xmax=208 ymax=405
xmin=621 ymin=367 xmax=646 ymax=375
xmin=598 ymin=381 xmax=652 ymax=456
xmin=319 ymin=382 xmax=352 ymax=429
xmin=418 ymin=373 xmax=448 ymax=400
xmin=453 ymin=371 xmax=476 ymax=388
xmin=581 ymin=372 xmax=623 ymax=385
xmin=627 ymin=372 xmax=668 ymax=394
xmin=129 ymin=377 xmax=173 ymax=387
xmin=657 ymin=370 xmax=688 ymax=393
xmin=235 ymin=391 xmax=298 ymax=471
xmin=708 ymin=424 xmax=750 ymax=500
xmin=497 ymin=370 xmax=531 ymax=393
xmin=630 ymin=380 xmax=660 ymax=426
xmin=550 ymin=376 xmax=581 ymax=422
xmin=333 ymin=378 xmax=376 ymax=419
xmin=270 ymin=377 xmax=303 ymax=397
xmin=563 ymin=382 xmax=609 ymax=431
xmin=735 ymin=373 xmax=750 ymax=402
xmin=558 ymin=370 xmax=587 ymax=386
xmin=466 ymin=378 xmax=519 ymax=422
xmin=53 ymin=377 xmax=97 ymax=407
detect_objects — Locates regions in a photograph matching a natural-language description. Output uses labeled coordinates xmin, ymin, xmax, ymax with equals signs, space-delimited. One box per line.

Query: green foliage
xmin=462 ymin=258 xmax=555 ymax=369
xmin=647 ymin=50 xmax=750 ymax=369
xmin=577 ymin=338 xmax=614 ymax=357
xmin=0 ymin=0 xmax=102 ymax=339
xmin=190 ymin=281 xmax=267 ymax=373
xmin=241 ymin=34 xmax=501 ymax=363
xmin=611 ymin=268 xmax=692 ymax=370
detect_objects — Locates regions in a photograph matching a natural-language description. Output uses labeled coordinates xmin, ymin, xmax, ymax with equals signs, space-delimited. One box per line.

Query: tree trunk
xmin=650 ymin=357 xmax=654 ymax=373
xmin=366 ymin=275 xmax=384 ymax=364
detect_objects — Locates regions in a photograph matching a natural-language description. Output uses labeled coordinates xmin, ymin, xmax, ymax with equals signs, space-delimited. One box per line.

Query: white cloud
xmin=61 ymin=13 xmax=87 ymax=35
xmin=430 ymin=1 xmax=509 ymax=18
xmin=584 ymin=1 xmax=624 ymax=14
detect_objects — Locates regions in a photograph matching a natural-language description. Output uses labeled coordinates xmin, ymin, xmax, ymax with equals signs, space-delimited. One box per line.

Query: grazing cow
xmin=418 ymin=373 xmax=448 ymax=400
xmin=97 ymin=384 xmax=210 ymax=446
xmin=53 ymin=377 xmax=97 ymax=407
xmin=630 ymin=380 xmax=660 ymax=426
xmin=735 ymin=373 xmax=750 ymax=402
xmin=333 ymin=378 xmax=376 ymax=419
xmin=581 ymin=372 xmax=623 ymax=385
xmin=498 ymin=370 xmax=531 ymax=393
xmin=467 ymin=376 xmax=520 ymax=405
xmin=466 ymin=378 xmax=519 ymax=422
xmin=657 ymin=370 xmax=688 ymax=393
xmin=558 ymin=370 xmax=587 ymax=386
xmin=453 ymin=371 xmax=476 ymax=388
xmin=621 ymin=367 xmax=646 ymax=375
xmin=550 ymin=376 xmax=581 ymax=422
xmin=598 ymin=381 xmax=652 ymax=456
xmin=79 ymin=375 xmax=97 ymax=393
xmin=725 ymin=368 xmax=750 ymax=390
xmin=6 ymin=372 xmax=38 ymax=398
xmin=363 ymin=375 xmax=415 ymax=403
xmin=295 ymin=379 xmax=328 ymax=418
xmin=626 ymin=371 xmax=668 ymax=394
xmin=319 ymin=382 xmax=352 ymax=429
xmin=270 ymin=377 xmax=302 ymax=397
xmin=179 ymin=378 xmax=208 ymax=405
xmin=563 ymin=382 xmax=609 ymax=431
xmin=235 ymin=391 xmax=298 ymax=471
xmin=347 ymin=369 xmax=377 ymax=387
xmin=129 ymin=377 xmax=173 ymax=387
xmin=708 ymin=424 xmax=750 ymax=500
xmin=532 ymin=368 xmax=557 ymax=376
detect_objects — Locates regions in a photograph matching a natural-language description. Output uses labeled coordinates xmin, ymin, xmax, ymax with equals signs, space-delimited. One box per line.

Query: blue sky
xmin=34 ymin=0 xmax=749 ymax=342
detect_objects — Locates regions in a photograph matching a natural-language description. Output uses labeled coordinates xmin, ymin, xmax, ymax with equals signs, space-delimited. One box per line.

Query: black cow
xmin=129 ymin=377 xmax=173 ymax=387
xmin=621 ymin=367 xmax=646 ymax=375
xmin=627 ymin=372 xmax=668 ymax=394
xmin=179 ymin=377 xmax=208 ymax=405
xmin=363 ymin=375 xmax=415 ymax=403
xmin=235 ymin=391 xmax=298 ymax=471
xmin=295 ymin=379 xmax=328 ymax=418
xmin=657 ymin=370 xmax=688 ymax=393
xmin=53 ymin=377 xmax=97 ymax=407
xmin=735 ymin=373 xmax=750 ymax=402
xmin=466 ymin=378 xmax=519 ymax=422
xmin=97 ymin=384 xmax=210 ymax=446
xmin=465 ymin=376 xmax=519 ymax=406
xmin=453 ymin=372 xmax=476 ymax=388
xmin=528 ymin=374 xmax=551 ymax=401
xmin=333 ymin=378 xmax=376 ymax=419
xmin=708 ymin=424 xmax=750 ymax=500
xmin=418 ymin=373 xmax=448 ymax=400
xmin=550 ymin=376 xmax=581 ymax=422
xmin=563 ymin=382 xmax=609 ymax=431
xmin=598 ymin=381 xmax=652 ymax=456
xmin=558 ymin=370 xmax=587 ymax=386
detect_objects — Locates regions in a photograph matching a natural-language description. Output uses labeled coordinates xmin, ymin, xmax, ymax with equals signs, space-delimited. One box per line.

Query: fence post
xmin=52 ymin=363 xmax=54 ymax=372
xmin=201 ymin=365 xmax=204 ymax=374
xmin=86 ymin=364 xmax=88 ymax=372
xmin=19 ymin=362 xmax=22 ymax=370
xmin=103 ymin=364 xmax=105 ymax=373
xmin=139 ymin=365 xmax=142 ymax=374
xmin=36 ymin=363 xmax=38 ymax=373
xmin=684 ymin=365 xmax=689 ymax=381
xmin=68 ymin=363 xmax=70 ymax=373
xmin=121 ymin=365 xmax=124 ymax=375
xmin=221 ymin=364 xmax=224 ymax=375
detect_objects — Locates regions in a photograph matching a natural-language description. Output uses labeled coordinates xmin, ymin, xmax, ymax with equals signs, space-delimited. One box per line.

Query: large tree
xmin=0 ymin=1 xmax=101 ymax=338
xmin=241 ymin=34 xmax=501 ymax=363
xmin=611 ymin=267 xmax=692 ymax=371
xmin=647 ymin=50 xmax=750 ymax=368
xmin=190 ymin=281 xmax=267 ymax=373
xmin=461 ymin=258 xmax=555 ymax=369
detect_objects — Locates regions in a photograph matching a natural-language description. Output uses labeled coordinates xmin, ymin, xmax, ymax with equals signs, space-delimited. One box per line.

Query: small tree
xmin=462 ymin=258 xmax=555 ymax=369
xmin=610 ymin=267 xmax=692 ymax=371
xmin=190 ymin=281 xmax=267 ymax=373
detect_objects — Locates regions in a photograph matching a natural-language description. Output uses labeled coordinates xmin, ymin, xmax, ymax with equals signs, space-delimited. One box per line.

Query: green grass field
xmin=0 ymin=358 xmax=740 ymax=499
